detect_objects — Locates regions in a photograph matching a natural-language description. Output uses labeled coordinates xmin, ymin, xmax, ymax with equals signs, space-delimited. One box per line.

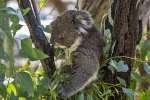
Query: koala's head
xmin=50 ymin=10 xmax=93 ymax=48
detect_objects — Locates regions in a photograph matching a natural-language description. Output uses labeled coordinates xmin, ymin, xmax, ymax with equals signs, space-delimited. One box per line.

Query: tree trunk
xmin=81 ymin=0 xmax=110 ymax=29
xmin=103 ymin=0 xmax=142 ymax=99
xmin=17 ymin=0 xmax=55 ymax=78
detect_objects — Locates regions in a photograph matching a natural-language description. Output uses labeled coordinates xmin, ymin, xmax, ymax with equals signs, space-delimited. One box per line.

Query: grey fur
xmin=50 ymin=10 xmax=105 ymax=99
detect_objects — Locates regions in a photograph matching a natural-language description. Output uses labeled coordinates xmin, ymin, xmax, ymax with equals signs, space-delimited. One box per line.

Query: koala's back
xmin=77 ymin=25 xmax=105 ymax=63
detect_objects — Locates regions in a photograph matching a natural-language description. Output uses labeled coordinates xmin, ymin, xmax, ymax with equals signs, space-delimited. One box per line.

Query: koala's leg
xmin=58 ymin=51 xmax=99 ymax=99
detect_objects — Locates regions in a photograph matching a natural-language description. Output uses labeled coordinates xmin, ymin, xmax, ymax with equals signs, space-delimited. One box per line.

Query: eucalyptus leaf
xmin=108 ymin=8 xmax=114 ymax=26
xmin=9 ymin=14 xmax=20 ymax=36
xmin=148 ymin=86 xmax=150 ymax=100
xmin=0 ymin=48 xmax=12 ymax=61
xmin=33 ymin=48 xmax=49 ymax=59
xmin=0 ymin=7 xmax=16 ymax=13
xmin=0 ymin=12 xmax=13 ymax=42
xmin=41 ymin=25 xmax=51 ymax=33
xmin=0 ymin=63 xmax=6 ymax=71
xmin=116 ymin=60 xmax=128 ymax=72
xmin=0 ymin=71 xmax=5 ymax=82
xmin=17 ymin=72 xmax=34 ymax=96
xmin=117 ymin=77 xmax=126 ymax=87
xmin=22 ymin=7 xmax=30 ymax=16
xmin=122 ymin=88 xmax=134 ymax=100
xmin=21 ymin=38 xmax=37 ymax=58
xmin=109 ymin=60 xmax=117 ymax=68
xmin=79 ymin=93 xmax=84 ymax=100
xmin=75 ymin=0 xmax=79 ymax=11
xmin=37 ymin=85 xmax=46 ymax=95
xmin=0 ymin=0 xmax=6 ymax=9
xmin=131 ymin=72 xmax=144 ymax=82
xmin=102 ymin=89 xmax=111 ymax=96
xmin=87 ymin=94 xmax=93 ymax=100
xmin=141 ymin=39 xmax=150 ymax=60
xmin=10 ymin=92 xmax=18 ymax=100
xmin=143 ymin=62 xmax=150 ymax=75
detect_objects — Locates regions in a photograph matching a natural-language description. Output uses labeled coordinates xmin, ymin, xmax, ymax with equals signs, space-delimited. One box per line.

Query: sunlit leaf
xmin=40 ymin=0 xmax=47 ymax=9
xmin=122 ymin=88 xmax=134 ymax=100
xmin=19 ymin=60 xmax=30 ymax=71
xmin=22 ymin=7 xmax=30 ymax=16
xmin=7 ymin=83 xmax=17 ymax=95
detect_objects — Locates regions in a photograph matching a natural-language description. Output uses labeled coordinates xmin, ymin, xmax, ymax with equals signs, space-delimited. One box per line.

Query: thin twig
xmin=30 ymin=0 xmax=41 ymax=26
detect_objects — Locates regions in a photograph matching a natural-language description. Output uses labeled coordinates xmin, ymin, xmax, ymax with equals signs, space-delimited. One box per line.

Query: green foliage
xmin=108 ymin=8 xmax=114 ymax=26
xmin=0 ymin=0 xmax=150 ymax=100
xmin=40 ymin=0 xmax=47 ymax=10
xmin=22 ymin=7 xmax=30 ymax=16
xmin=122 ymin=88 xmax=134 ymax=100
xmin=75 ymin=0 xmax=79 ymax=11
xmin=108 ymin=60 xmax=129 ymax=74
xmin=21 ymin=38 xmax=49 ymax=60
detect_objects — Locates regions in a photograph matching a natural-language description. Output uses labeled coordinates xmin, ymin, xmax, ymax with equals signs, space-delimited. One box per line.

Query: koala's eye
xmin=59 ymin=34 xmax=64 ymax=38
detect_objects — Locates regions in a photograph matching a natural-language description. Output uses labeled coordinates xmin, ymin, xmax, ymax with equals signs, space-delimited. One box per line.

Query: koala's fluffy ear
xmin=73 ymin=10 xmax=93 ymax=35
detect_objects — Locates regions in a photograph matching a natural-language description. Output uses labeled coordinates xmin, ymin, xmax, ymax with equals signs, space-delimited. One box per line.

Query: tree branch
xmin=17 ymin=0 xmax=55 ymax=78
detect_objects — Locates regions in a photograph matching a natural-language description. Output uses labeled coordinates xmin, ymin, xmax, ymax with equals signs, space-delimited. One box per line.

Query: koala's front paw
xmin=58 ymin=88 xmax=69 ymax=100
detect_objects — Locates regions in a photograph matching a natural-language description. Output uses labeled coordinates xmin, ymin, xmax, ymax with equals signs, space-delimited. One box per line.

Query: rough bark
xmin=81 ymin=0 xmax=110 ymax=29
xmin=17 ymin=0 xmax=55 ymax=78
xmin=103 ymin=0 xmax=142 ymax=99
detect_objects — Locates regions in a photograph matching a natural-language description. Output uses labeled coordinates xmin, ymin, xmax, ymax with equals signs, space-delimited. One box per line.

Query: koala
xmin=50 ymin=10 xmax=105 ymax=99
